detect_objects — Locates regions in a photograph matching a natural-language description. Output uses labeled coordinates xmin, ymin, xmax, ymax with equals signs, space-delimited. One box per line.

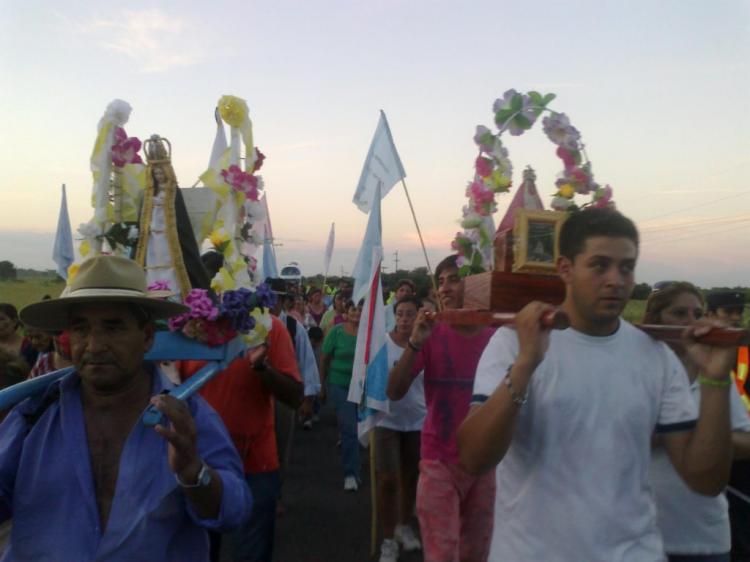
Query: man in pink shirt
xmin=387 ymin=255 xmax=496 ymax=562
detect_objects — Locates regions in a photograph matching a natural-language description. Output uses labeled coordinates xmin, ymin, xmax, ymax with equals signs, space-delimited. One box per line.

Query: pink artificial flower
xmin=556 ymin=146 xmax=576 ymax=169
xmin=221 ymin=165 xmax=243 ymax=186
xmin=592 ymin=185 xmax=613 ymax=208
xmin=475 ymin=156 xmax=493 ymax=178
xmin=253 ymin=148 xmax=266 ymax=172
xmin=466 ymin=180 xmax=495 ymax=216
xmin=111 ymin=127 xmax=143 ymax=168
xmin=147 ymin=280 xmax=171 ymax=292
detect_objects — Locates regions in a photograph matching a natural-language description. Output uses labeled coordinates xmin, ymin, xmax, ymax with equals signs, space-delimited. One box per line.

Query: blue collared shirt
xmin=0 ymin=366 xmax=252 ymax=561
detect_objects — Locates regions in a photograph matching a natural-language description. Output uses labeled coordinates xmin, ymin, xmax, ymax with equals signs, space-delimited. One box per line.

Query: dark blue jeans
xmin=228 ymin=470 xmax=280 ymax=562
xmin=329 ymin=382 xmax=361 ymax=480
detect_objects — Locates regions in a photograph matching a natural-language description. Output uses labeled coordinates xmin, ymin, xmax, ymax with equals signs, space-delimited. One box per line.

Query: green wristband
xmin=698 ymin=375 xmax=732 ymax=388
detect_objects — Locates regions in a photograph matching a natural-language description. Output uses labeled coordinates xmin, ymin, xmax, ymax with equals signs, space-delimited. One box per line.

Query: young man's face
xmin=394 ymin=302 xmax=418 ymax=334
xmin=68 ymin=303 xmax=154 ymax=393
xmin=558 ymin=236 xmax=637 ymax=332
xmin=437 ymin=266 xmax=464 ymax=310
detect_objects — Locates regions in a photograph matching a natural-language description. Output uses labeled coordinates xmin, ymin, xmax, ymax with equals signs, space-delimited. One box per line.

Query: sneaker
xmin=302 ymin=419 xmax=313 ymax=430
xmin=378 ymin=538 xmax=399 ymax=562
xmin=343 ymin=475 xmax=359 ymax=492
xmin=394 ymin=524 xmax=421 ymax=552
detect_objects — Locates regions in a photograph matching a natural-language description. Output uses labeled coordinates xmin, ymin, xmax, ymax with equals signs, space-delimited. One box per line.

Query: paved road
xmin=273 ymin=403 xmax=424 ymax=562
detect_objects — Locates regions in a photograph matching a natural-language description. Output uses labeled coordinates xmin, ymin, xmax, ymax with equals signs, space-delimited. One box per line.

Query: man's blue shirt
xmin=0 ymin=366 xmax=252 ymax=561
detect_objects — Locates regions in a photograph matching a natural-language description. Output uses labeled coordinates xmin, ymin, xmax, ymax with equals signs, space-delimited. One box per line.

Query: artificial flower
xmin=101 ymin=99 xmax=132 ymax=128
xmin=209 ymin=229 xmax=231 ymax=254
xmin=77 ymin=221 xmax=103 ymax=239
xmin=475 ymin=156 xmax=493 ymax=178
xmin=111 ymin=127 xmax=143 ymax=167
xmin=147 ymin=280 xmax=172 ymax=293
xmin=542 ymin=112 xmax=581 ymax=150
xmin=592 ymin=185 xmax=613 ymax=208
xmin=551 ymin=195 xmax=574 ymax=211
xmin=558 ymin=183 xmax=575 ymax=199
xmin=252 ymin=148 xmax=266 ymax=172
xmin=67 ymin=263 xmax=80 ymax=283
xmin=473 ymin=125 xmax=495 ymax=152
xmin=218 ymin=95 xmax=249 ymax=128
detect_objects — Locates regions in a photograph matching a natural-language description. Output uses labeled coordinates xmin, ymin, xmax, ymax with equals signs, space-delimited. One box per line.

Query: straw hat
xmin=20 ymin=255 xmax=189 ymax=331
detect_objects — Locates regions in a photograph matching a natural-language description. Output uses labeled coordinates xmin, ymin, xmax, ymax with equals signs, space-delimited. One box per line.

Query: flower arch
xmin=452 ymin=89 xmax=614 ymax=276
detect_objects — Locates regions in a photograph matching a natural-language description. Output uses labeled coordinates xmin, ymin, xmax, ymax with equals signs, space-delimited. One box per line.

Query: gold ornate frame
xmin=512 ymin=209 xmax=567 ymax=275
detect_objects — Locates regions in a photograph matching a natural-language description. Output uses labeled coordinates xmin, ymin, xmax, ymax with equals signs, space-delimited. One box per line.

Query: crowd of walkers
xmin=0 ymin=207 xmax=749 ymax=562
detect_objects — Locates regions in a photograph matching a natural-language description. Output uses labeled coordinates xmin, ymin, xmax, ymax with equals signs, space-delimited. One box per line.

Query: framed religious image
xmin=512 ymin=210 xmax=567 ymax=275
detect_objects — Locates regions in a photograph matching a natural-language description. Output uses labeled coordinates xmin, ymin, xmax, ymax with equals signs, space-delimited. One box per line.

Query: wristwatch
xmin=176 ymin=461 xmax=212 ymax=488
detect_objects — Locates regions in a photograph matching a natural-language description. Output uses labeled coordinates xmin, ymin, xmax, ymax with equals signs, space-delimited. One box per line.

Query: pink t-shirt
xmin=412 ymin=322 xmax=496 ymax=464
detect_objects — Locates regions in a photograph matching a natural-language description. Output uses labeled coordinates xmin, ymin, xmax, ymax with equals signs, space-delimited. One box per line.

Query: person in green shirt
xmin=321 ymin=299 xmax=361 ymax=491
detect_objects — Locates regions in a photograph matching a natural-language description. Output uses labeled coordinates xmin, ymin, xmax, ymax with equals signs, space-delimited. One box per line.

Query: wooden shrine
xmin=463 ymin=168 xmax=568 ymax=312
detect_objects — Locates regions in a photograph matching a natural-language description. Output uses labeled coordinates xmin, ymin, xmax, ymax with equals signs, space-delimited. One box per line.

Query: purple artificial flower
xmin=542 ymin=113 xmax=580 ymax=150
xmin=220 ymin=288 xmax=257 ymax=332
xmin=254 ymin=283 xmax=278 ymax=309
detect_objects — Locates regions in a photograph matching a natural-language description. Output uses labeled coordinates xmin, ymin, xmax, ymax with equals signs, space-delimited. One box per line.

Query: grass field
xmin=0 ymin=279 xmax=66 ymax=310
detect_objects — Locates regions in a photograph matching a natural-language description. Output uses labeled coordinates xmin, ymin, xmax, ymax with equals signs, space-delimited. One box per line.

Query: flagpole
xmin=370 ymin=431 xmax=378 ymax=557
xmin=399 ymin=179 xmax=441 ymax=309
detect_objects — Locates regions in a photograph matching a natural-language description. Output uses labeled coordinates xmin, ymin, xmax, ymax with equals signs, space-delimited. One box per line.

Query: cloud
xmin=68 ymin=9 xmax=201 ymax=72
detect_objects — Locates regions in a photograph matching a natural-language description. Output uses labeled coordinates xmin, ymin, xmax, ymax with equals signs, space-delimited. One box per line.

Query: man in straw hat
xmin=0 ymin=255 xmax=251 ymax=561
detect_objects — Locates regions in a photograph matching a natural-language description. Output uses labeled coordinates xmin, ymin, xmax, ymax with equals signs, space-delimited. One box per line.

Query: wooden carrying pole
xmin=432 ymin=309 xmax=749 ymax=347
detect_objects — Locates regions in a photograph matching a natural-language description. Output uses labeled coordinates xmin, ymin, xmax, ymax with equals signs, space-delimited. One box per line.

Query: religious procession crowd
xmin=0 ymin=208 xmax=748 ymax=562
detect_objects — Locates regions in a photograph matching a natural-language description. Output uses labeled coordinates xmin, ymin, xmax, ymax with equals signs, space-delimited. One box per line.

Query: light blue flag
xmin=351 ymin=183 xmax=382 ymax=304
xmin=348 ymin=247 xmax=390 ymax=445
xmin=352 ymin=110 xmax=406 ymax=213
xmin=262 ymin=223 xmax=278 ymax=279
xmin=52 ymin=184 xmax=74 ymax=279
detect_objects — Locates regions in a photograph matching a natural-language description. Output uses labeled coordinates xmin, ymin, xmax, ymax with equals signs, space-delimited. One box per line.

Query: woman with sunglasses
xmin=646 ymin=282 xmax=750 ymax=562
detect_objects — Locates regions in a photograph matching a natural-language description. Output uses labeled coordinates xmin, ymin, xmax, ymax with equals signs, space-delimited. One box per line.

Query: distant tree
xmin=0 ymin=261 xmax=17 ymax=280
xmin=631 ymin=282 xmax=652 ymax=300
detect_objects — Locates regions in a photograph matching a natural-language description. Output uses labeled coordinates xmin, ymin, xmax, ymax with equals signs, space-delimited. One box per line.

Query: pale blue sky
xmin=1 ymin=0 xmax=748 ymax=286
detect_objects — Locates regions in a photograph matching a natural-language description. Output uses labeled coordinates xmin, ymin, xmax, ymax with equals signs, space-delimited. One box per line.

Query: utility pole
xmin=393 ymin=250 xmax=399 ymax=272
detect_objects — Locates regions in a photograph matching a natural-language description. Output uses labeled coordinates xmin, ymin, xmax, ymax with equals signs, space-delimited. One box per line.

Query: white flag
xmin=323 ymin=223 xmax=335 ymax=276
xmin=352 ymin=111 xmax=406 ymax=213
xmin=52 ymin=184 xmax=74 ymax=279
xmin=351 ymin=183 xmax=382 ymax=304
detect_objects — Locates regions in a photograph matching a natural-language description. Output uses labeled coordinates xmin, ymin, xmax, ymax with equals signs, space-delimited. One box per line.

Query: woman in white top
xmin=375 ymin=296 xmax=427 ymax=562
xmin=646 ymin=282 xmax=750 ymax=562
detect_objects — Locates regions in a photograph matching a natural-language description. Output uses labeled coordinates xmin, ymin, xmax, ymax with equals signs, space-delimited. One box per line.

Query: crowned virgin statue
xmin=134 ymin=135 xmax=210 ymax=299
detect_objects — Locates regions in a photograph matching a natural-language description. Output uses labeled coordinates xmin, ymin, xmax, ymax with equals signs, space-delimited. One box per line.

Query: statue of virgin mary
xmin=134 ymin=135 xmax=210 ymax=299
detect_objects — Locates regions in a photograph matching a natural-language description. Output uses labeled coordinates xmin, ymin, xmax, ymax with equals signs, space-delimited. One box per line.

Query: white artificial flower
xmin=77 ymin=220 xmax=102 ymax=239
xmin=100 ymin=99 xmax=132 ymax=129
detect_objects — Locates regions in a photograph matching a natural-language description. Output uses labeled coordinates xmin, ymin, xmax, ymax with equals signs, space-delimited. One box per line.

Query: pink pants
xmin=416 ymin=458 xmax=496 ymax=562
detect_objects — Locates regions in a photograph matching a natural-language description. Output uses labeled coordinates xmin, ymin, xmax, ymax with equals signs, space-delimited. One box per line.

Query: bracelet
xmin=698 ymin=375 xmax=732 ymax=388
xmin=407 ymin=339 xmax=422 ymax=352
xmin=504 ymin=364 xmax=527 ymax=406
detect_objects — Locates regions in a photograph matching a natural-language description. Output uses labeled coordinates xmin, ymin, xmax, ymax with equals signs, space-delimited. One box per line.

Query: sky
xmin=0 ymin=0 xmax=748 ymax=287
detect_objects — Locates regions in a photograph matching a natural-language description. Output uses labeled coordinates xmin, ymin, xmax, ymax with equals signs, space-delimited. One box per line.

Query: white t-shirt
xmin=650 ymin=379 xmax=750 ymax=555
xmin=472 ymin=321 xmax=698 ymax=562
xmin=377 ymin=334 xmax=426 ymax=432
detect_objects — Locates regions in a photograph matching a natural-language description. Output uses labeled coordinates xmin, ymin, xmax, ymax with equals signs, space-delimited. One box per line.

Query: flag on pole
xmin=261 ymin=223 xmax=278 ymax=279
xmin=348 ymin=246 xmax=390 ymax=444
xmin=323 ymin=222 xmax=335 ymax=277
xmin=351 ymin=183 xmax=382 ymax=303
xmin=52 ymin=184 xmax=74 ymax=279
xmin=352 ymin=111 xmax=406 ymax=213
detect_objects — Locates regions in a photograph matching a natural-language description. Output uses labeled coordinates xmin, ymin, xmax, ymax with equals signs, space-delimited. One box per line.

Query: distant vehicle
xmin=279 ymin=262 xmax=302 ymax=286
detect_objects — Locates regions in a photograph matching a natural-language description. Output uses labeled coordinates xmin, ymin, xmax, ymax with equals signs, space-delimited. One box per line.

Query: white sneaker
xmin=343 ymin=475 xmax=359 ymax=492
xmin=378 ymin=538 xmax=399 ymax=562
xmin=394 ymin=524 xmax=421 ymax=552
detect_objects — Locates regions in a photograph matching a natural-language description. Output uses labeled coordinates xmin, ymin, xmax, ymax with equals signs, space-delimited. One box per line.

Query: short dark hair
xmin=434 ymin=255 xmax=458 ymax=282
xmin=559 ymin=209 xmax=639 ymax=261
xmin=393 ymin=296 xmax=422 ymax=313
xmin=395 ymin=279 xmax=416 ymax=292
xmin=0 ymin=303 xmax=19 ymax=324
xmin=308 ymin=326 xmax=323 ymax=343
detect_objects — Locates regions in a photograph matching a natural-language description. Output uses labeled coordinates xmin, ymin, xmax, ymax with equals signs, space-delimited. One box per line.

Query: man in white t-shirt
xmin=457 ymin=208 xmax=737 ymax=562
